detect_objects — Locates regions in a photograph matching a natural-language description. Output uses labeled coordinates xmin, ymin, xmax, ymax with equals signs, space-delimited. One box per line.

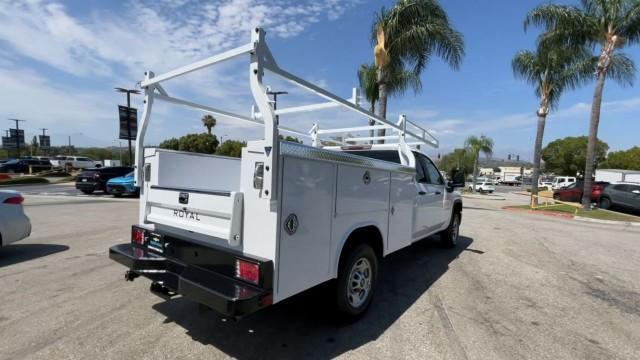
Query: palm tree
xmin=525 ymin=0 xmax=639 ymax=209
xmin=357 ymin=63 xmax=420 ymax=142
xmin=372 ymin=0 xmax=464 ymax=142
xmin=512 ymin=44 xmax=595 ymax=206
xmin=201 ymin=114 xmax=216 ymax=135
xmin=464 ymin=135 xmax=493 ymax=192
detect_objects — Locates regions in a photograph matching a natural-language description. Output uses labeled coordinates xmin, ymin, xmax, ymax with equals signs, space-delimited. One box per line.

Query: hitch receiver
xmin=124 ymin=270 xmax=139 ymax=281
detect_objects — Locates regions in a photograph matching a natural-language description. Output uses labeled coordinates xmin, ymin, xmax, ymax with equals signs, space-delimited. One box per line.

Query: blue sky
xmin=0 ymin=0 xmax=638 ymax=160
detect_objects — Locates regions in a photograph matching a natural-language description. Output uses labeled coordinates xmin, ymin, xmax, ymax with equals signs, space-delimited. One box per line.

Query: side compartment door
xmin=278 ymin=157 xmax=335 ymax=300
xmin=387 ymin=171 xmax=414 ymax=253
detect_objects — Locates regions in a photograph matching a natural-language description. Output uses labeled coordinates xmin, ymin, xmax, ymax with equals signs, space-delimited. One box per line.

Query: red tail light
xmin=132 ymin=227 xmax=145 ymax=245
xmin=235 ymin=259 xmax=260 ymax=284
xmin=3 ymin=196 xmax=24 ymax=205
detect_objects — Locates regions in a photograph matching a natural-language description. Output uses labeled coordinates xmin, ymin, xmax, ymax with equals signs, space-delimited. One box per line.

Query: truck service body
xmin=109 ymin=28 xmax=463 ymax=319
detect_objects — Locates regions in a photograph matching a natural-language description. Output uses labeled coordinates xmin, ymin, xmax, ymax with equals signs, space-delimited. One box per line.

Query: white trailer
xmin=596 ymin=169 xmax=640 ymax=184
xmin=109 ymin=28 xmax=464 ymax=319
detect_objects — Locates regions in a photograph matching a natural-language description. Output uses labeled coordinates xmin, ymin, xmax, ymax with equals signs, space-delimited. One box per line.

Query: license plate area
xmin=82 ymin=178 xmax=88 ymax=182
xmin=147 ymin=233 xmax=164 ymax=253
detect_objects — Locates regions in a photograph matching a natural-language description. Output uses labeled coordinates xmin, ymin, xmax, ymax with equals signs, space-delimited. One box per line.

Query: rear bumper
xmin=106 ymin=183 xmax=136 ymax=194
xmin=76 ymin=181 xmax=102 ymax=191
xmin=109 ymin=243 xmax=272 ymax=317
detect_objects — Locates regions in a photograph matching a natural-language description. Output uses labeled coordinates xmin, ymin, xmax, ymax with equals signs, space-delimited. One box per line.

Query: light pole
xmin=8 ymin=118 xmax=26 ymax=158
xmin=115 ymin=87 xmax=140 ymax=165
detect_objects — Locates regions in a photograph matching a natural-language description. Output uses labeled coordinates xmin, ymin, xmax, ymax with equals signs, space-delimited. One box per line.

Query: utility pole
xmin=8 ymin=118 xmax=26 ymax=158
xmin=115 ymin=87 xmax=140 ymax=166
xmin=266 ymin=88 xmax=288 ymax=121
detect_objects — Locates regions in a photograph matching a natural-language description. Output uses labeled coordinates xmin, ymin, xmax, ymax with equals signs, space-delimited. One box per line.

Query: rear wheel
xmin=599 ymin=197 xmax=611 ymax=210
xmin=440 ymin=212 xmax=461 ymax=248
xmin=553 ymin=193 xmax=560 ymax=200
xmin=335 ymin=244 xmax=378 ymax=320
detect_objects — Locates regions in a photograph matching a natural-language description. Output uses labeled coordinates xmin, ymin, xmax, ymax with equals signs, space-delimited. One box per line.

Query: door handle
xmin=419 ymin=191 xmax=427 ymax=195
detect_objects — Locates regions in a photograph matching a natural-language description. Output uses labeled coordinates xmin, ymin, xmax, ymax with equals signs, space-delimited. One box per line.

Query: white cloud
xmin=0 ymin=0 xmax=362 ymax=144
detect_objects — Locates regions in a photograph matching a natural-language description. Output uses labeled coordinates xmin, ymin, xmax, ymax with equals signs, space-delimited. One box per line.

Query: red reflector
xmin=235 ymin=259 xmax=260 ymax=284
xmin=132 ymin=228 xmax=145 ymax=245
xmin=3 ymin=196 xmax=24 ymax=205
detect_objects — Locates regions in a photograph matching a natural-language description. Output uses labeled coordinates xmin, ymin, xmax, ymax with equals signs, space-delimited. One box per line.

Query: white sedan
xmin=0 ymin=190 xmax=31 ymax=246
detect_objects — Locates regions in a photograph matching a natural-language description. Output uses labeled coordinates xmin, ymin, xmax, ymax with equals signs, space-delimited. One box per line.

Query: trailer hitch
xmin=124 ymin=270 xmax=140 ymax=281
xmin=150 ymin=282 xmax=176 ymax=298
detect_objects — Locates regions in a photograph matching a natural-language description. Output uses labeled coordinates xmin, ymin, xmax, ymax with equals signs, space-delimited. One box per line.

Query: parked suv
xmin=51 ymin=156 xmax=96 ymax=169
xmin=75 ymin=167 xmax=133 ymax=194
xmin=0 ymin=159 xmax=52 ymax=174
xmin=599 ymin=183 xmax=640 ymax=213
xmin=469 ymin=180 xmax=495 ymax=193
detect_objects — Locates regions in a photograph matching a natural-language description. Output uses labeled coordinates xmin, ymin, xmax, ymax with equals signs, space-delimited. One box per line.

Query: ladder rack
xmin=135 ymin=27 xmax=441 ymax=201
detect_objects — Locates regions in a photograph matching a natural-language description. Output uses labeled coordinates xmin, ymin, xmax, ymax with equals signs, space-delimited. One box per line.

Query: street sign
xmin=39 ymin=135 xmax=51 ymax=149
xmin=118 ymin=105 xmax=138 ymax=140
xmin=9 ymin=129 xmax=25 ymax=146
xmin=2 ymin=136 xmax=16 ymax=149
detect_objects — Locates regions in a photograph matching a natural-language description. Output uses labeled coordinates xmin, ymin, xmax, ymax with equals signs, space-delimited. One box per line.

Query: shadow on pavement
xmin=0 ymin=244 xmax=69 ymax=267
xmin=152 ymin=235 xmax=472 ymax=359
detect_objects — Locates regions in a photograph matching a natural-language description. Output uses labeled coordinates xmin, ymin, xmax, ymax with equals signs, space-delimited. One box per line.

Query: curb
xmin=462 ymin=194 xmax=506 ymax=200
xmin=502 ymin=206 xmax=573 ymax=219
xmin=573 ymin=216 xmax=640 ymax=227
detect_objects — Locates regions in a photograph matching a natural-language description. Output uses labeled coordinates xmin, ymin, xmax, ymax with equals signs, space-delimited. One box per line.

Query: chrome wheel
xmin=450 ymin=214 xmax=459 ymax=245
xmin=347 ymin=257 xmax=372 ymax=308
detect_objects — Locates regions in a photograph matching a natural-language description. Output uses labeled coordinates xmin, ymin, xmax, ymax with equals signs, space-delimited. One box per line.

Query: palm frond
xmin=607 ymin=52 xmax=636 ymax=86
xmin=618 ymin=1 xmax=640 ymax=44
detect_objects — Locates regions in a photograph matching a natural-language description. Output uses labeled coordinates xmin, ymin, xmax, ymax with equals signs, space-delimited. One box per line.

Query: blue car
xmin=106 ymin=171 xmax=138 ymax=197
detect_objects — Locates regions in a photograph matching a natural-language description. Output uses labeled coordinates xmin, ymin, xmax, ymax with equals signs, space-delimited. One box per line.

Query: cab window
xmin=416 ymin=153 xmax=443 ymax=185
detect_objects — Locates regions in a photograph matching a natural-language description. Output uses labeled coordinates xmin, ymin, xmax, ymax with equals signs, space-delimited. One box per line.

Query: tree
xmin=357 ymin=63 xmax=420 ymax=142
xmin=279 ymin=135 xmax=302 ymax=144
xmin=201 ymin=114 xmax=217 ymax=135
xmin=541 ymin=136 xmax=608 ymax=176
xmin=159 ymin=133 xmax=219 ymax=154
xmin=464 ymin=135 xmax=493 ymax=191
xmin=438 ymin=148 xmax=474 ymax=178
xmin=216 ymin=140 xmax=246 ymax=158
xmin=525 ymin=0 xmax=639 ymax=209
xmin=601 ymin=146 xmax=640 ymax=170
xmin=512 ymin=44 xmax=594 ymax=205
xmin=372 ymin=0 xmax=464 ymax=142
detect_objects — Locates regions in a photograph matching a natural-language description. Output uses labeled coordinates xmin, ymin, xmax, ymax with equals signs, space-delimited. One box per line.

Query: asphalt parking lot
xmin=1 ymin=192 xmax=639 ymax=359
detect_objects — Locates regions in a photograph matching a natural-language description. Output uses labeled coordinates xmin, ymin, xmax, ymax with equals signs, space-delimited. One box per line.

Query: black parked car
xmin=0 ymin=159 xmax=52 ymax=173
xmin=75 ymin=167 xmax=133 ymax=194
xmin=599 ymin=182 xmax=640 ymax=214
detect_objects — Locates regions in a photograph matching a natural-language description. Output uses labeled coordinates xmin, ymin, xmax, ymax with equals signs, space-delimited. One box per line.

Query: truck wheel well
xmin=453 ymin=201 xmax=462 ymax=214
xmin=338 ymin=226 xmax=383 ymax=271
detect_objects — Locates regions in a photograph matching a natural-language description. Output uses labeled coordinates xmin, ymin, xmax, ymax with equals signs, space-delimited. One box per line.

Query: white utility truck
xmin=109 ymin=28 xmax=464 ymax=320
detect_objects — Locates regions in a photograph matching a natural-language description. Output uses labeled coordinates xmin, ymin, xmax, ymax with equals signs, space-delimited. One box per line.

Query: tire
xmin=81 ymin=190 xmax=94 ymax=195
xmin=335 ymin=244 xmax=378 ymax=320
xmin=113 ymin=193 xmax=122 ymax=198
xmin=599 ymin=197 xmax=611 ymax=210
xmin=440 ymin=211 xmax=461 ymax=248
xmin=553 ymin=193 xmax=560 ymax=200
xmin=468 ymin=186 xmax=473 ymax=192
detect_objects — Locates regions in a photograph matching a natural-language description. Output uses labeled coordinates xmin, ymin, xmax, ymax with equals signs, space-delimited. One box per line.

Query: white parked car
xmin=50 ymin=156 xmax=96 ymax=169
xmin=551 ymin=176 xmax=576 ymax=190
xmin=0 ymin=190 xmax=31 ymax=246
xmin=109 ymin=29 xmax=464 ymax=321
xmin=469 ymin=181 xmax=495 ymax=193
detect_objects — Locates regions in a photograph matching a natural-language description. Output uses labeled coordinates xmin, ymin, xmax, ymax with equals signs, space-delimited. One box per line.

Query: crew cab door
xmin=412 ymin=153 xmax=446 ymax=240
